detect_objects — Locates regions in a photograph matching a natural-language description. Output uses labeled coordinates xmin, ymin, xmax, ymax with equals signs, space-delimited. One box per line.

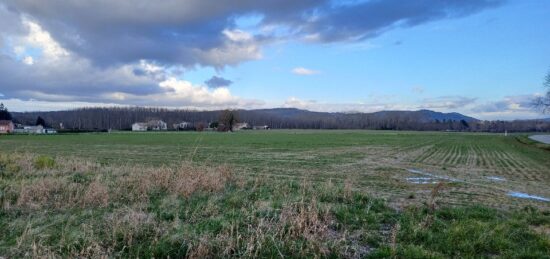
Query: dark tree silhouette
xmin=36 ymin=116 xmax=47 ymax=127
xmin=209 ymin=121 xmax=219 ymax=129
xmin=219 ymin=109 xmax=238 ymax=132
xmin=0 ymin=103 xmax=12 ymax=121
xmin=536 ymin=69 xmax=550 ymax=113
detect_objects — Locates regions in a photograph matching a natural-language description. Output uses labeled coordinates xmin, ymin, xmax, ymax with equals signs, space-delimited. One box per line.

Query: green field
xmin=1 ymin=131 xmax=549 ymax=209
xmin=1 ymin=131 xmax=549 ymax=257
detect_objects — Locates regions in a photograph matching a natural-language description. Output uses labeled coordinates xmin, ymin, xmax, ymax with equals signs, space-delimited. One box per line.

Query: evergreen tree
xmin=36 ymin=116 xmax=47 ymax=127
xmin=0 ymin=103 xmax=13 ymax=121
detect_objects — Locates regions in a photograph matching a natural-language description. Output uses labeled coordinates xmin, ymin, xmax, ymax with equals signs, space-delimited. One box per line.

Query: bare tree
xmin=536 ymin=69 xmax=550 ymax=113
xmin=219 ymin=109 xmax=238 ymax=132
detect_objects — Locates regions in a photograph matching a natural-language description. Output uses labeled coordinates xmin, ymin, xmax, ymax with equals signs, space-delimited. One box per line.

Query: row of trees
xmin=9 ymin=106 xmax=550 ymax=132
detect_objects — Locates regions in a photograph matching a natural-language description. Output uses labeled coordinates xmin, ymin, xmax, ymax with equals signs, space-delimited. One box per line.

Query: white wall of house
xmin=132 ymin=123 xmax=147 ymax=131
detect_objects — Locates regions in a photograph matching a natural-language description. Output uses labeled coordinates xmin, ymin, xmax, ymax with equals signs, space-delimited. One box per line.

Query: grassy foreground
xmin=1 ymin=153 xmax=549 ymax=258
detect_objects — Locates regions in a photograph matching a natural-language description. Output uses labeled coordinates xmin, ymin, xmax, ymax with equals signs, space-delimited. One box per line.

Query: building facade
xmin=0 ymin=120 xmax=14 ymax=134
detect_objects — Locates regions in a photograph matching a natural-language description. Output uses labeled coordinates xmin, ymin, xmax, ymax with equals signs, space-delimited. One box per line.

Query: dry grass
xmin=1 ymin=152 xmax=549 ymax=258
xmin=3 ymin=153 xmax=234 ymax=211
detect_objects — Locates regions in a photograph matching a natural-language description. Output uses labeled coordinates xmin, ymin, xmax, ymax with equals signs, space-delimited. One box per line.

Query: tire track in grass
xmin=499 ymin=150 xmax=533 ymax=181
xmin=473 ymin=145 xmax=485 ymax=168
xmin=442 ymin=145 xmax=456 ymax=166
xmin=494 ymin=149 xmax=516 ymax=175
xmin=452 ymin=144 xmax=464 ymax=166
xmin=466 ymin=145 xmax=478 ymax=168
xmin=503 ymin=151 xmax=535 ymax=179
xmin=415 ymin=145 xmax=438 ymax=164
xmin=491 ymin=149 xmax=507 ymax=170
xmin=412 ymin=145 xmax=433 ymax=164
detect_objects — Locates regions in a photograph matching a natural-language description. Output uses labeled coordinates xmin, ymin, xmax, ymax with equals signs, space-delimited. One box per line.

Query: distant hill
xmin=246 ymin=108 xmax=478 ymax=122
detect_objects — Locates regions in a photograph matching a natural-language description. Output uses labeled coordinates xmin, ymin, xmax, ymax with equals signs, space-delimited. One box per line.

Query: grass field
xmin=1 ymin=130 xmax=549 ymax=257
xmin=1 ymin=131 xmax=549 ymax=209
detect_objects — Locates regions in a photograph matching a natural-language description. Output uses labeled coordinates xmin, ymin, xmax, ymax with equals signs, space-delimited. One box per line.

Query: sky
xmin=0 ymin=0 xmax=549 ymax=120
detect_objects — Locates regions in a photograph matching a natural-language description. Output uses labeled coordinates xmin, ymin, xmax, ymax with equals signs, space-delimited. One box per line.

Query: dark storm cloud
xmin=298 ymin=0 xmax=504 ymax=42
xmin=205 ymin=76 xmax=233 ymax=88
xmin=1 ymin=0 xmax=323 ymax=67
xmin=0 ymin=0 xmax=505 ymax=106
xmin=2 ymin=0 xmax=503 ymax=66
xmin=0 ymin=55 xmax=163 ymax=102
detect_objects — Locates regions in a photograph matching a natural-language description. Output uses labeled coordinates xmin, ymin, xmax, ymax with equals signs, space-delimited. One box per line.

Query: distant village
xmin=131 ymin=120 xmax=270 ymax=132
xmin=0 ymin=104 xmax=272 ymax=134
xmin=0 ymin=120 xmax=58 ymax=135
xmin=0 ymin=118 xmax=270 ymax=134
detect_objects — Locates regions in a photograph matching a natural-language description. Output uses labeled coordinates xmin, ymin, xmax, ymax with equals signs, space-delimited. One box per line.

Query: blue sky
xmin=0 ymin=0 xmax=549 ymax=120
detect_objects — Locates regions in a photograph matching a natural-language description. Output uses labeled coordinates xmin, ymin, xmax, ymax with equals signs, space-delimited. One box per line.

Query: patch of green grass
xmin=34 ymin=155 xmax=55 ymax=170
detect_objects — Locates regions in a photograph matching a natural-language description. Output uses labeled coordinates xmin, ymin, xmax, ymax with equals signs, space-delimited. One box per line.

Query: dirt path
xmin=529 ymin=135 xmax=550 ymax=144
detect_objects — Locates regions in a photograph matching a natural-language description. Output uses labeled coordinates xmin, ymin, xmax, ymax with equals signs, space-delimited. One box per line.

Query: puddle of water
xmin=507 ymin=192 xmax=550 ymax=202
xmin=486 ymin=176 xmax=506 ymax=182
xmin=406 ymin=169 xmax=458 ymax=182
xmin=406 ymin=177 xmax=438 ymax=184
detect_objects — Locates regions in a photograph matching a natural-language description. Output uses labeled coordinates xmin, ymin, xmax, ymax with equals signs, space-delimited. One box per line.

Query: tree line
xmin=8 ymin=106 xmax=550 ymax=132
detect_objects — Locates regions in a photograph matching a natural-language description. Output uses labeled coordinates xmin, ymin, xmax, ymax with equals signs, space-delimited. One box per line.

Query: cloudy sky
xmin=0 ymin=0 xmax=548 ymax=120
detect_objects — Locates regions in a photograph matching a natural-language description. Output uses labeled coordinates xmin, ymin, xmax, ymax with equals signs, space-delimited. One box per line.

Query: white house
xmin=174 ymin=121 xmax=192 ymax=130
xmin=233 ymin=122 xmax=250 ymax=131
xmin=132 ymin=123 xmax=148 ymax=131
xmin=253 ymin=125 xmax=270 ymax=130
xmin=148 ymin=120 xmax=167 ymax=131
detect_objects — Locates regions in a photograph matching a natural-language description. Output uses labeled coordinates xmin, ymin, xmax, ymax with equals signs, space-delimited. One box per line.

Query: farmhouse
xmin=253 ymin=125 xmax=270 ymax=130
xmin=0 ymin=120 xmax=14 ymax=134
xmin=132 ymin=120 xmax=168 ymax=131
xmin=233 ymin=122 xmax=250 ymax=131
xmin=148 ymin=120 xmax=167 ymax=131
xmin=173 ymin=121 xmax=192 ymax=130
xmin=12 ymin=125 xmax=57 ymax=134
xmin=132 ymin=122 xmax=148 ymax=131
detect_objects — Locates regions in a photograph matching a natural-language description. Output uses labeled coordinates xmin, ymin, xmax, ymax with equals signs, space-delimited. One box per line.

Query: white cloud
xmin=283 ymin=96 xmax=415 ymax=113
xmin=223 ymin=29 xmax=254 ymax=42
xmin=291 ymin=67 xmax=320 ymax=75
xmin=22 ymin=56 xmax=34 ymax=65
xmin=0 ymin=15 xmax=263 ymax=109
xmin=21 ymin=19 xmax=69 ymax=60
xmin=0 ymin=98 xmax=126 ymax=112
xmin=196 ymin=30 xmax=262 ymax=68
